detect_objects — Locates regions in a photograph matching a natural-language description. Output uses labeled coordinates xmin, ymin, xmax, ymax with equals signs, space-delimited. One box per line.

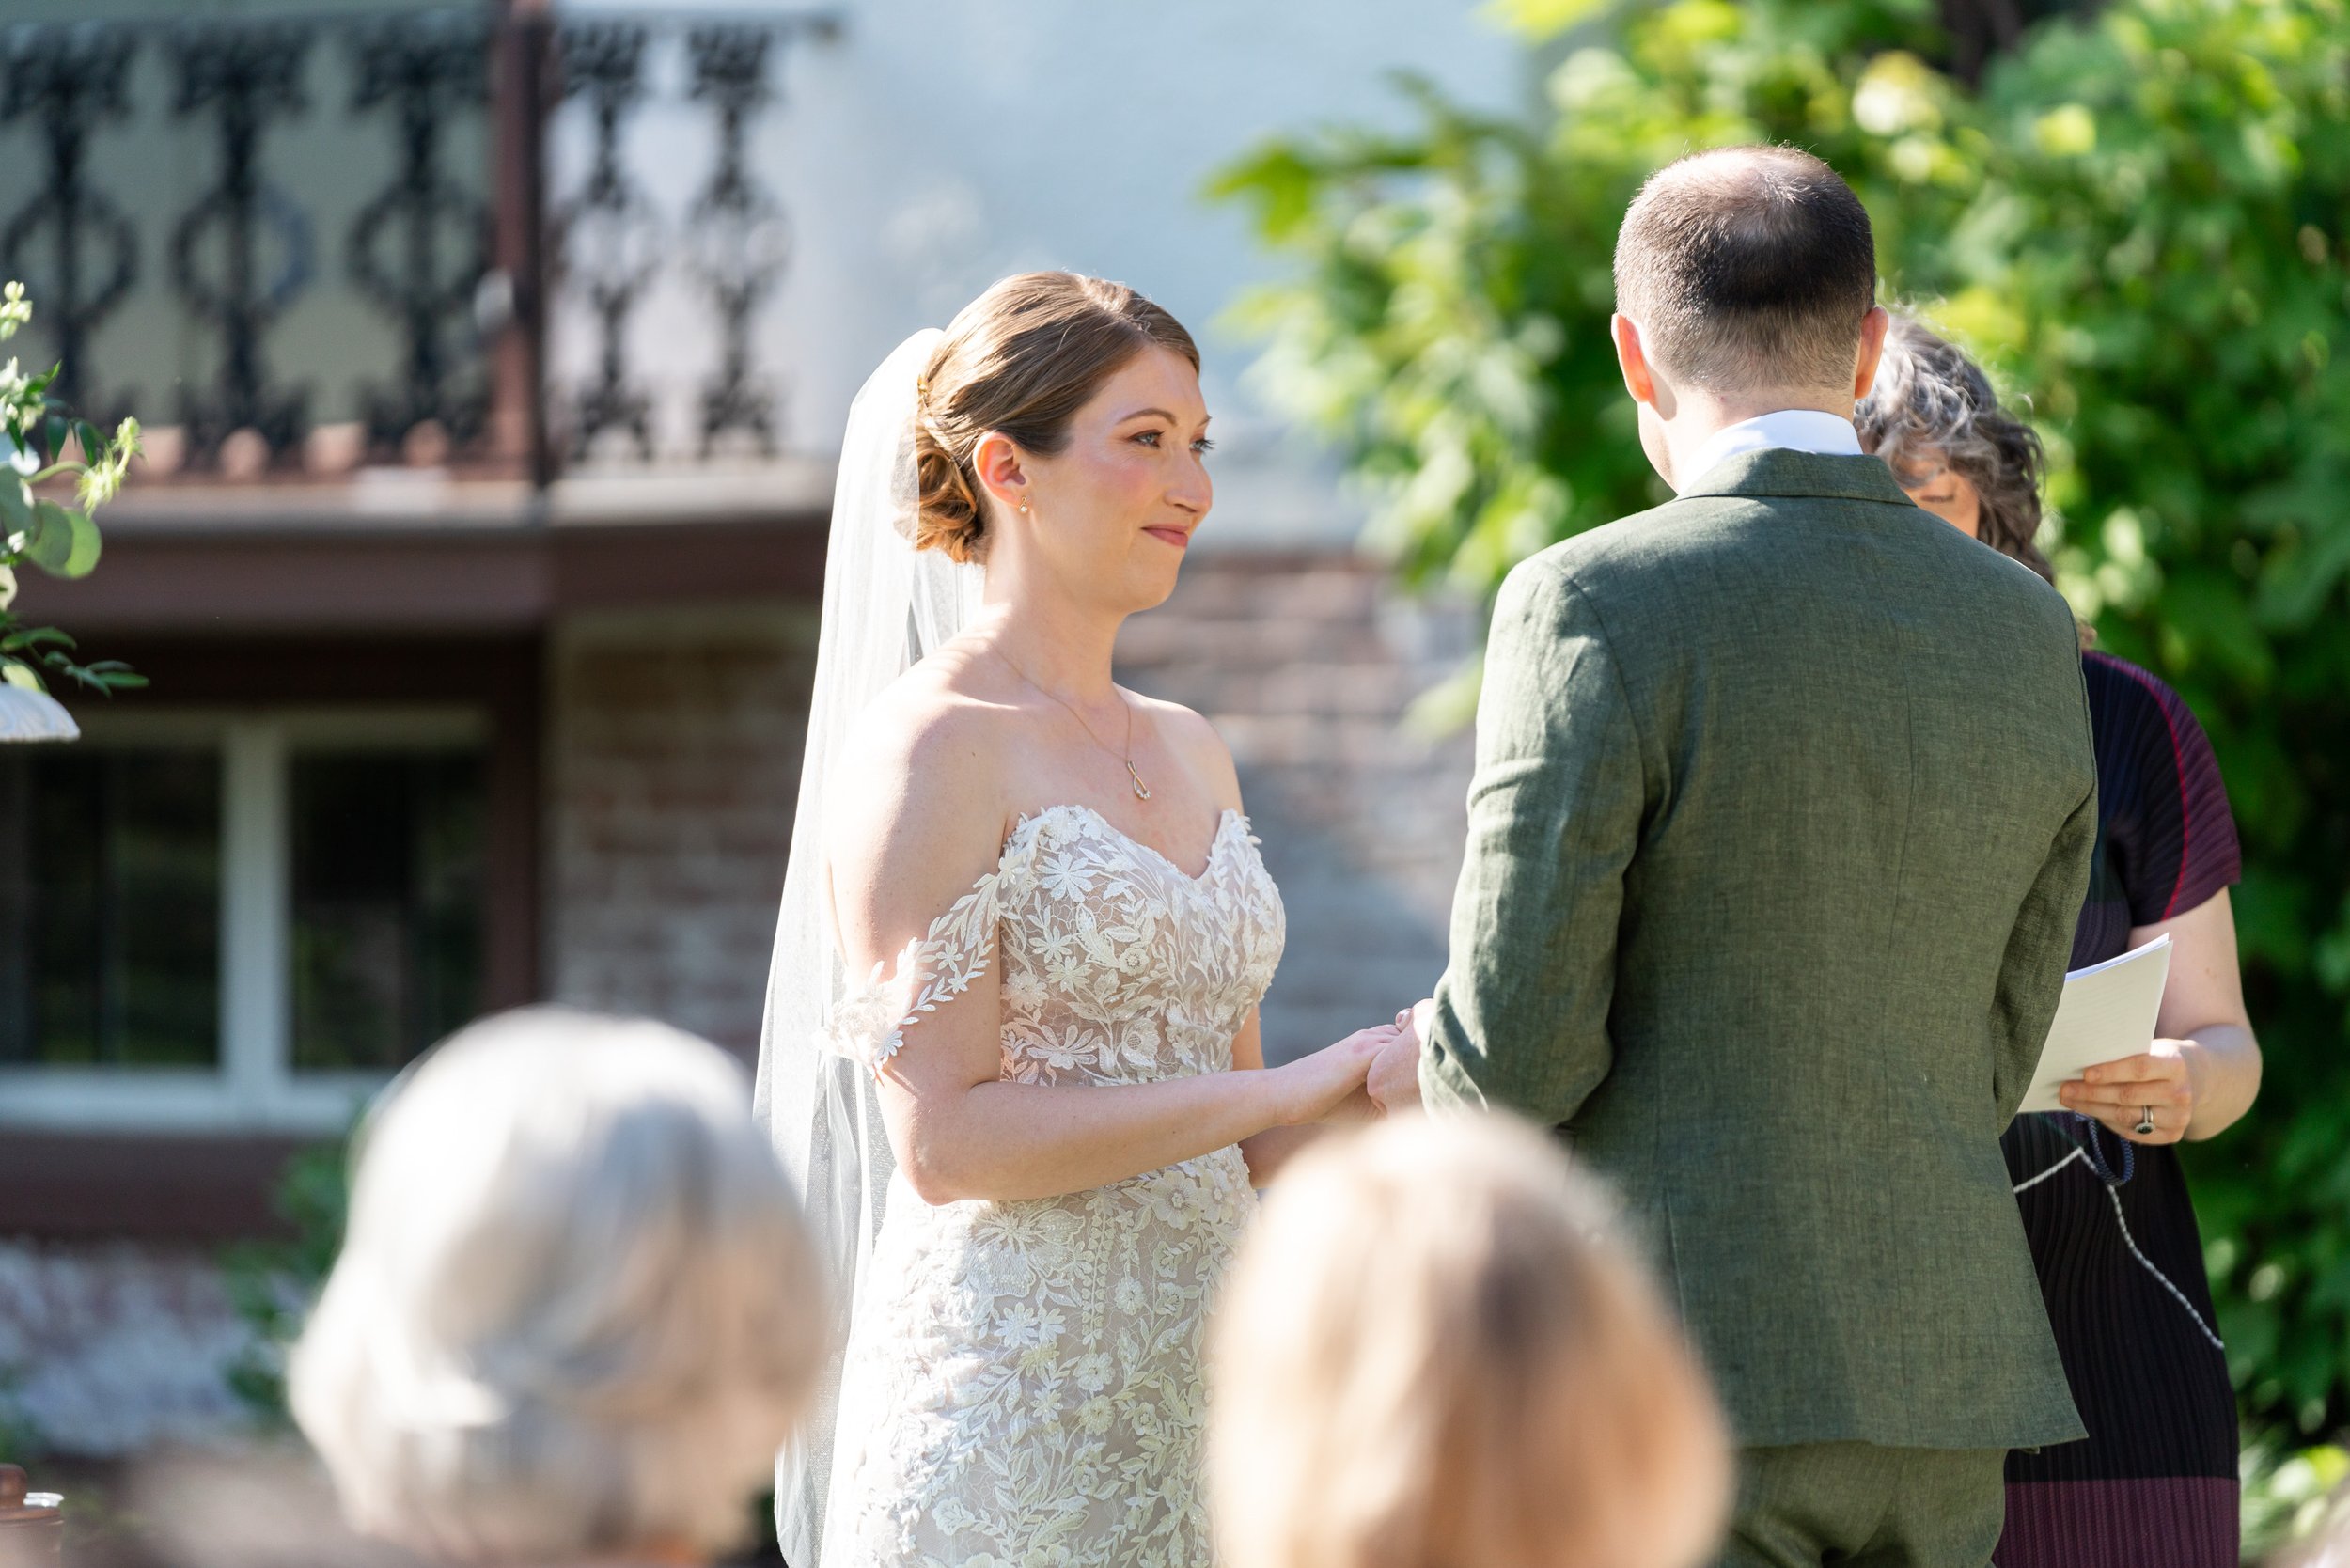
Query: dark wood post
xmin=489 ymin=0 xmax=554 ymax=492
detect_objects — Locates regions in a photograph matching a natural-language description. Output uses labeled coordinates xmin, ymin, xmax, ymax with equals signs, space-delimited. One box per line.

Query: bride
xmin=756 ymin=272 xmax=1395 ymax=1568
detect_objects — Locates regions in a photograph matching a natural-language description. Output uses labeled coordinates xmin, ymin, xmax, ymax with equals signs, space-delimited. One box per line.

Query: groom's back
xmin=1535 ymin=447 xmax=2093 ymax=1449
xmin=1422 ymin=146 xmax=2099 ymax=1466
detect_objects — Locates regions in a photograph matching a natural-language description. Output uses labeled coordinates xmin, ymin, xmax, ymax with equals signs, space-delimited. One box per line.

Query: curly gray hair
xmin=1855 ymin=314 xmax=2054 ymax=583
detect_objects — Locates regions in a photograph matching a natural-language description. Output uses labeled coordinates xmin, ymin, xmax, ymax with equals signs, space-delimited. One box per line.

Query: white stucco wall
xmin=552 ymin=0 xmax=1529 ymax=541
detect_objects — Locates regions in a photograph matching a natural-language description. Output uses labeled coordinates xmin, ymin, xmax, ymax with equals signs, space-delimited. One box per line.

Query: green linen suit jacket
xmin=1421 ymin=447 xmax=2095 ymax=1452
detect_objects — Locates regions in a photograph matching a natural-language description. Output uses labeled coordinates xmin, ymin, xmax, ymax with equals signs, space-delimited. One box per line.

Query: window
xmin=0 ymin=710 xmax=491 ymax=1131
xmin=2 ymin=746 xmax=223 ymax=1070
xmin=290 ymin=751 xmax=486 ymax=1073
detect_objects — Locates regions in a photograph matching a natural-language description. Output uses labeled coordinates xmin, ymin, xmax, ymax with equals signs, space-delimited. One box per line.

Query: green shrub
xmin=218 ymin=1137 xmax=351 ymax=1423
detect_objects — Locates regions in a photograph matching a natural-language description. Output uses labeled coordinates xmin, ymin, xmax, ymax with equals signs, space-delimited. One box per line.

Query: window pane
xmin=0 ymin=747 xmax=223 ymax=1068
xmin=290 ymin=750 xmax=486 ymax=1072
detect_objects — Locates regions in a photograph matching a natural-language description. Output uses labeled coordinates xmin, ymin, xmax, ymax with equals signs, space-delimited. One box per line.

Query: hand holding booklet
xmin=2018 ymin=933 xmax=2173 ymax=1115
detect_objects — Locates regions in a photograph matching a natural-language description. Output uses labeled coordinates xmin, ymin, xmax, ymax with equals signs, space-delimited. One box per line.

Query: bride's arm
xmin=829 ymin=697 xmax=1383 ymax=1207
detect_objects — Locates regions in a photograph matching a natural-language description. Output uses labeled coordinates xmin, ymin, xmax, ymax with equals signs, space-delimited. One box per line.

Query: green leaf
xmin=72 ymin=658 xmax=143 ymax=692
xmin=23 ymin=500 xmax=99 ymax=579
xmin=53 ymin=656 xmax=140 ymax=695
xmin=1204 ymin=145 xmax=1331 ymax=244
xmin=0 ymin=625 xmax=71 ymax=653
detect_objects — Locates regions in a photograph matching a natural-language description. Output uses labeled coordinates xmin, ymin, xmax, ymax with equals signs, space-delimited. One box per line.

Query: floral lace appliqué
xmin=822 ymin=803 xmax=1285 ymax=1568
xmin=824 ymin=858 xmax=1014 ymax=1072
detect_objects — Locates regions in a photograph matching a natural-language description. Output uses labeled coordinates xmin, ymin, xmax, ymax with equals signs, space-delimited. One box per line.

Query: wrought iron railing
xmin=0 ymin=5 xmax=836 ymax=488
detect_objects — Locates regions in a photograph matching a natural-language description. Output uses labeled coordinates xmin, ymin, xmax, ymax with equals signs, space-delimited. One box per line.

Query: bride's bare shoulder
xmin=825 ymin=651 xmax=1022 ymax=894
xmin=840 ymin=646 xmax=1020 ymax=784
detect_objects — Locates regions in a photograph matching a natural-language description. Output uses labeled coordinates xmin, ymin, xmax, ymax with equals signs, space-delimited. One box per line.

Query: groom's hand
xmin=1366 ymin=1002 xmax=1434 ymax=1115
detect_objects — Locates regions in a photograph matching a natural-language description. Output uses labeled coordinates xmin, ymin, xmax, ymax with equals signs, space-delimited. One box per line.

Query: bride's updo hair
xmin=913 ymin=272 xmax=1199 ymax=562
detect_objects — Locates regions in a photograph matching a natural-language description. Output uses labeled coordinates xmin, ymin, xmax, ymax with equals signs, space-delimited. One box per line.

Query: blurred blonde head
xmin=1210 ymin=1116 xmax=1731 ymax=1568
xmin=290 ymin=1007 xmax=830 ymax=1564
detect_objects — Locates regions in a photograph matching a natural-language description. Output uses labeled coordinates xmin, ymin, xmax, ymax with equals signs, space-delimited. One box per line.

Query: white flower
xmin=997 ymin=1301 xmax=1043 ymax=1347
xmin=824 ymin=963 xmax=912 ymax=1068
xmin=1024 ymin=1026 xmax=1101 ymax=1074
xmin=1117 ymin=1019 xmax=1163 ymax=1068
xmin=1039 ymin=853 xmax=1096 ymax=902
xmin=1149 ymin=1182 xmax=1196 ymax=1232
xmin=1001 ymin=968 xmax=1049 ymax=1014
xmin=76 ymin=417 xmax=141 ymax=510
xmin=970 ymin=1244 xmax=1035 ymax=1301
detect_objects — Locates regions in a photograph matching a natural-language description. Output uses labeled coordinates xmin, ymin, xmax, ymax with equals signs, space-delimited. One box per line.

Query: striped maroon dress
xmin=1998 ymin=651 xmax=2242 ymax=1566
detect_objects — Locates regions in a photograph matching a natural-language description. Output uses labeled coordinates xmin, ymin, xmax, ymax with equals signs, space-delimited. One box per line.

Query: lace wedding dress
xmin=818 ymin=801 xmax=1285 ymax=1568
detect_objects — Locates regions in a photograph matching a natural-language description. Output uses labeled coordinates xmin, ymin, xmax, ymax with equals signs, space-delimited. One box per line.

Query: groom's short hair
xmin=1613 ymin=146 xmax=1878 ymax=395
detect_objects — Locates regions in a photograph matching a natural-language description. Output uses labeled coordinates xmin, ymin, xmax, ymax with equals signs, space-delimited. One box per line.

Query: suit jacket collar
xmin=1674 ymin=447 xmax=1919 ymax=509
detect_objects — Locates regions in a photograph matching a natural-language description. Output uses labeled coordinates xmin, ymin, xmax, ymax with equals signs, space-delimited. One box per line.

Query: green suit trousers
xmin=1722 ymin=1442 xmax=2007 ymax=1568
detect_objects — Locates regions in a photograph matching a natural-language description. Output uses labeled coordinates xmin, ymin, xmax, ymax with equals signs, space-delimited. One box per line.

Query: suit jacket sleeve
xmin=1990 ymin=672 xmax=2100 ymax=1124
xmin=1420 ymin=558 xmax=1647 ymax=1121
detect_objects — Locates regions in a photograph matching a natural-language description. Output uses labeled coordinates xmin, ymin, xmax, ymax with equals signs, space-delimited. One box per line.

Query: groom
xmin=1373 ymin=147 xmax=2096 ymax=1567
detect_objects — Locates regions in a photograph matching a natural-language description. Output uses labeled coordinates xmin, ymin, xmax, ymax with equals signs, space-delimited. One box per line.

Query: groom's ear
xmin=1612 ymin=313 xmax=1659 ymax=409
xmin=1851 ymin=305 xmax=1892 ymax=403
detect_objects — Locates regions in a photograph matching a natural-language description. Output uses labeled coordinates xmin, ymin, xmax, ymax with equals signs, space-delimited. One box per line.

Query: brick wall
xmin=545 ymin=604 xmax=820 ymax=1055
xmin=1119 ymin=550 xmax=1477 ymax=1064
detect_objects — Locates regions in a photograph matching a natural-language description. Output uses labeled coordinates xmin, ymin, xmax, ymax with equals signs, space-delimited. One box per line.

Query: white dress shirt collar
xmin=1681 ymin=409 xmax=1863 ymax=493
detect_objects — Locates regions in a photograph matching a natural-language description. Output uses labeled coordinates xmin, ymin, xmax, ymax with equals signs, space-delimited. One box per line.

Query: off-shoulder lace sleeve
xmin=821 ymin=825 xmax=1038 ymax=1073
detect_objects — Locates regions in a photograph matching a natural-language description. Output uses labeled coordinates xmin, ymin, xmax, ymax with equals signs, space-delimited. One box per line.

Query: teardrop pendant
xmin=1127 ymin=761 xmax=1152 ymax=802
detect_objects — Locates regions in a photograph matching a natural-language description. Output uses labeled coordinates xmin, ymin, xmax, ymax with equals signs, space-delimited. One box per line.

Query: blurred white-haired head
xmin=1210 ymin=1115 xmax=1731 ymax=1568
xmin=290 ymin=1006 xmax=830 ymax=1564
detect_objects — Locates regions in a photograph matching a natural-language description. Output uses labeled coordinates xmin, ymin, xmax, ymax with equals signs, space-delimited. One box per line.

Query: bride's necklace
xmin=994 ymin=651 xmax=1152 ymax=801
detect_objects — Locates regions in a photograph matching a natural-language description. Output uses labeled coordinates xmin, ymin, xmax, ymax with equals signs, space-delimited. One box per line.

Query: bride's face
xmin=988 ymin=346 xmax=1214 ymax=612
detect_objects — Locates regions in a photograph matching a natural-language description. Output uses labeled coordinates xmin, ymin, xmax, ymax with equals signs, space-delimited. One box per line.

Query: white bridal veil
xmin=752 ymin=327 xmax=982 ymax=1567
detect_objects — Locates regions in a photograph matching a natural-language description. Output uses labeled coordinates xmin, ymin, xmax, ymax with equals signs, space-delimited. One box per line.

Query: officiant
xmin=1857 ymin=314 xmax=2262 ymax=1568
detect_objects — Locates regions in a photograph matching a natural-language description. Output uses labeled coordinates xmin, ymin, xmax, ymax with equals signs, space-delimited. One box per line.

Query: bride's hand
xmin=1269 ymin=1027 xmax=1394 ymax=1126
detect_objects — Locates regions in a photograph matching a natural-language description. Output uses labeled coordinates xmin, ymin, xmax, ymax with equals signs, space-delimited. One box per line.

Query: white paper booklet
xmin=2017 ymin=933 xmax=2173 ymax=1115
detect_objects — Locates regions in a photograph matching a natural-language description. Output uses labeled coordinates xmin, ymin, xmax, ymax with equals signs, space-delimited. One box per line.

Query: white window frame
xmin=0 ymin=705 xmax=491 ymax=1134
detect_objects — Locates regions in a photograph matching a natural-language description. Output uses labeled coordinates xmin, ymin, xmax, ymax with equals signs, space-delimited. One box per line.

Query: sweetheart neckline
xmin=1008 ymin=802 xmax=1247 ymax=886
